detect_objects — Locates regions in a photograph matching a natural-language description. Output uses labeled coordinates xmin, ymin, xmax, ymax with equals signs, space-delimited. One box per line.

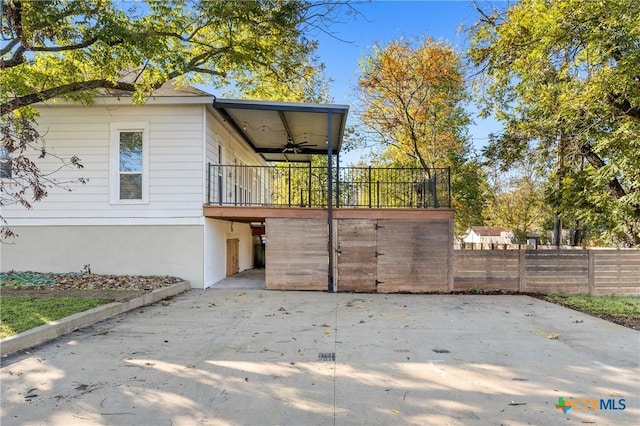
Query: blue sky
xmin=311 ymin=0 xmax=505 ymax=162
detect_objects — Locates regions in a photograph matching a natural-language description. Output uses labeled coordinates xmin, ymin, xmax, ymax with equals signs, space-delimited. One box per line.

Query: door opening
xmin=226 ymin=238 xmax=239 ymax=276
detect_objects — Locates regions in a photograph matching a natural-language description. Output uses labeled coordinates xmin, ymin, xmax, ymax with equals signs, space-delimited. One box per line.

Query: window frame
xmin=109 ymin=122 xmax=149 ymax=204
xmin=0 ymin=145 xmax=12 ymax=179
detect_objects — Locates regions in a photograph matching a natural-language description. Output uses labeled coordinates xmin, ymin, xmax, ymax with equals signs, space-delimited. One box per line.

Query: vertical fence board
xmin=376 ymin=219 xmax=451 ymax=293
xmin=265 ymin=218 xmax=328 ymax=290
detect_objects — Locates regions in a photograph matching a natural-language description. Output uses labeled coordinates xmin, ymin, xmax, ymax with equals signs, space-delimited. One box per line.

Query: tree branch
xmin=0 ymin=45 xmax=26 ymax=69
xmin=0 ymin=38 xmax=21 ymax=56
xmin=1 ymin=80 xmax=137 ymax=115
xmin=29 ymin=36 xmax=99 ymax=53
xmin=579 ymin=144 xmax=639 ymax=216
xmin=608 ymin=93 xmax=640 ymax=121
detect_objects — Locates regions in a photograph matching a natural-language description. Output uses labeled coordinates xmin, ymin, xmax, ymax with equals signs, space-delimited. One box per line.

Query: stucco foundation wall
xmin=0 ymin=225 xmax=204 ymax=288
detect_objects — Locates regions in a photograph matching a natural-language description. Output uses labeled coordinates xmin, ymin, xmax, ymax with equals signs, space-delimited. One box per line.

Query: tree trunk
xmin=553 ymin=132 xmax=565 ymax=247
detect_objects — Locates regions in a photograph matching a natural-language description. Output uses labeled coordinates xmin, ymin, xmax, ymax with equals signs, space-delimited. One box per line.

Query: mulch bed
xmin=0 ymin=272 xmax=183 ymax=302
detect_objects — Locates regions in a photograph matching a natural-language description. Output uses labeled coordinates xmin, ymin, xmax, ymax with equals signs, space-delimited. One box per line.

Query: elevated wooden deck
xmin=203 ymin=205 xmax=454 ymax=223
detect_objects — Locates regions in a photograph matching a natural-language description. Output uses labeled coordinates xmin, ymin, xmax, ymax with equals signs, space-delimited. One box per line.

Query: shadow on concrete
xmin=1 ymin=291 xmax=638 ymax=425
xmin=209 ymin=269 xmax=265 ymax=290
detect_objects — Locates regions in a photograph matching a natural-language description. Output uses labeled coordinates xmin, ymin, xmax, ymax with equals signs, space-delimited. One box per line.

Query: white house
xmin=0 ymin=83 xmax=349 ymax=288
xmin=460 ymin=226 xmax=512 ymax=245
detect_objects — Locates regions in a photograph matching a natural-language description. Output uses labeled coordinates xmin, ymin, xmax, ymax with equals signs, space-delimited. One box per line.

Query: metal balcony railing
xmin=206 ymin=163 xmax=451 ymax=209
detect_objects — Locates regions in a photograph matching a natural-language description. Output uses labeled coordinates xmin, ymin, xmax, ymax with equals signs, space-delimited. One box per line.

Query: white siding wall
xmin=2 ymin=100 xmax=265 ymax=288
xmin=3 ymin=103 xmax=206 ymax=225
xmin=463 ymin=230 xmax=482 ymax=244
xmin=202 ymin=109 xmax=266 ymax=286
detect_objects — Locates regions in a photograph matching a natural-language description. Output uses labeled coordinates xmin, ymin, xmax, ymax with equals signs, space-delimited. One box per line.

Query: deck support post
xmin=336 ymin=152 xmax=340 ymax=208
xmin=327 ymin=111 xmax=336 ymax=293
xmin=307 ymin=162 xmax=312 ymax=207
xmin=288 ymin=164 xmax=292 ymax=207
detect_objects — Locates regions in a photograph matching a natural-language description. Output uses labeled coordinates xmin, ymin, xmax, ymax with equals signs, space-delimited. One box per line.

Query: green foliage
xmin=273 ymin=159 xmax=330 ymax=207
xmin=483 ymin=151 xmax=553 ymax=240
xmin=0 ymin=296 xmax=108 ymax=338
xmin=468 ymin=0 xmax=640 ymax=247
xmin=356 ymin=36 xmax=487 ymax=232
xmin=357 ymin=36 xmax=470 ymax=169
xmin=1 ymin=0 xmax=342 ymax=114
xmin=450 ymin=154 xmax=488 ymax=236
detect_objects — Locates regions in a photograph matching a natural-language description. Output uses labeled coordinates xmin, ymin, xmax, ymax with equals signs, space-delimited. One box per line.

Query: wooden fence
xmin=454 ymin=249 xmax=640 ymax=295
xmin=264 ymin=215 xmax=454 ymax=292
xmin=263 ymin=214 xmax=639 ymax=296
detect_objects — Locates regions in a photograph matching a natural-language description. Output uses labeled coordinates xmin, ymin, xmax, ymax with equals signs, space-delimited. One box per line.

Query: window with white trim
xmin=110 ymin=123 xmax=149 ymax=203
xmin=0 ymin=146 xmax=11 ymax=179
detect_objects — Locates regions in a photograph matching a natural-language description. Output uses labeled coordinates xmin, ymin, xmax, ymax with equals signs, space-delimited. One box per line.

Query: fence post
xmin=447 ymin=167 xmax=451 ymax=208
xmin=588 ymin=249 xmax=595 ymax=296
xmin=432 ymin=173 xmax=438 ymax=208
xmin=448 ymin=218 xmax=455 ymax=291
xmin=518 ymin=249 xmax=526 ymax=293
xmin=368 ymin=166 xmax=372 ymax=208
xmin=218 ymin=165 xmax=223 ymax=205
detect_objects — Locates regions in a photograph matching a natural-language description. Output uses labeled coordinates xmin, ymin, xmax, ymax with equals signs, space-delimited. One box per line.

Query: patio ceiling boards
xmin=212 ymin=98 xmax=349 ymax=163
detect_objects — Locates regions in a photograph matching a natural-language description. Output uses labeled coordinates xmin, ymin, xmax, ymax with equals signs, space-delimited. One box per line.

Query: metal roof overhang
xmin=212 ymin=98 xmax=349 ymax=162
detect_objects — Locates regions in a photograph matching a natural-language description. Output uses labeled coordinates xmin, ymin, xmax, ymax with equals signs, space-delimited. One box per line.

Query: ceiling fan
xmin=282 ymin=139 xmax=313 ymax=153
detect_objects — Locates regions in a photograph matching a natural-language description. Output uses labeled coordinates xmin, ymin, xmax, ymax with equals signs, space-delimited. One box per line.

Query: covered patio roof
xmin=212 ymin=98 xmax=349 ymax=162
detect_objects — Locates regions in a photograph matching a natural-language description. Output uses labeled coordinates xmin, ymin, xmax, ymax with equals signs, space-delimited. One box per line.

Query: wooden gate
xmin=335 ymin=219 xmax=452 ymax=293
xmin=336 ymin=219 xmax=378 ymax=292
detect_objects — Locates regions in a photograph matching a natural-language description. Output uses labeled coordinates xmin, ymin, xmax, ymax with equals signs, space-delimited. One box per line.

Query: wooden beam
xmin=333 ymin=208 xmax=454 ymax=220
xmin=203 ymin=205 xmax=456 ymax=222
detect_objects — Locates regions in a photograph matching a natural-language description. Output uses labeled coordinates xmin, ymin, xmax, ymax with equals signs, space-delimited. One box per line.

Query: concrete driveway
xmin=1 ymin=289 xmax=638 ymax=425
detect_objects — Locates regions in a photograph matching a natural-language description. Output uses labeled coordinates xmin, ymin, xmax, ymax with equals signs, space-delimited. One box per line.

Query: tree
xmin=483 ymin=146 xmax=552 ymax=243
xmin=1 ymin=0 xmax=350 ymax=114
xmin=0 ymin=112 xmax=86 ymax=239
xmin=356 ymin=36 xmax=486 ymax=233
xmin=468 ymin=0 xmax=640 ymax=247
xmin=0 ymin=0 xmax=352 ymax=239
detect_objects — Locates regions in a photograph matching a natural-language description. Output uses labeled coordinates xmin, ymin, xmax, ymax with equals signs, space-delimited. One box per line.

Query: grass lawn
xmin=540 ymin=294 xmax=640 ymax=329
xmin=0 ymin=296 xmax=109 ymax=339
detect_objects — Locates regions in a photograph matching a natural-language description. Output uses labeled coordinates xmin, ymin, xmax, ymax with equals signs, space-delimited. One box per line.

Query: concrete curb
xmin=0 ymin=281 xmax=190 ymax=357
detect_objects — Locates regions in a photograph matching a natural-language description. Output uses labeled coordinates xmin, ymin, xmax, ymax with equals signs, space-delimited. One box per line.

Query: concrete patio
xmin=1 ymin=289 xmax=638 ymax=425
